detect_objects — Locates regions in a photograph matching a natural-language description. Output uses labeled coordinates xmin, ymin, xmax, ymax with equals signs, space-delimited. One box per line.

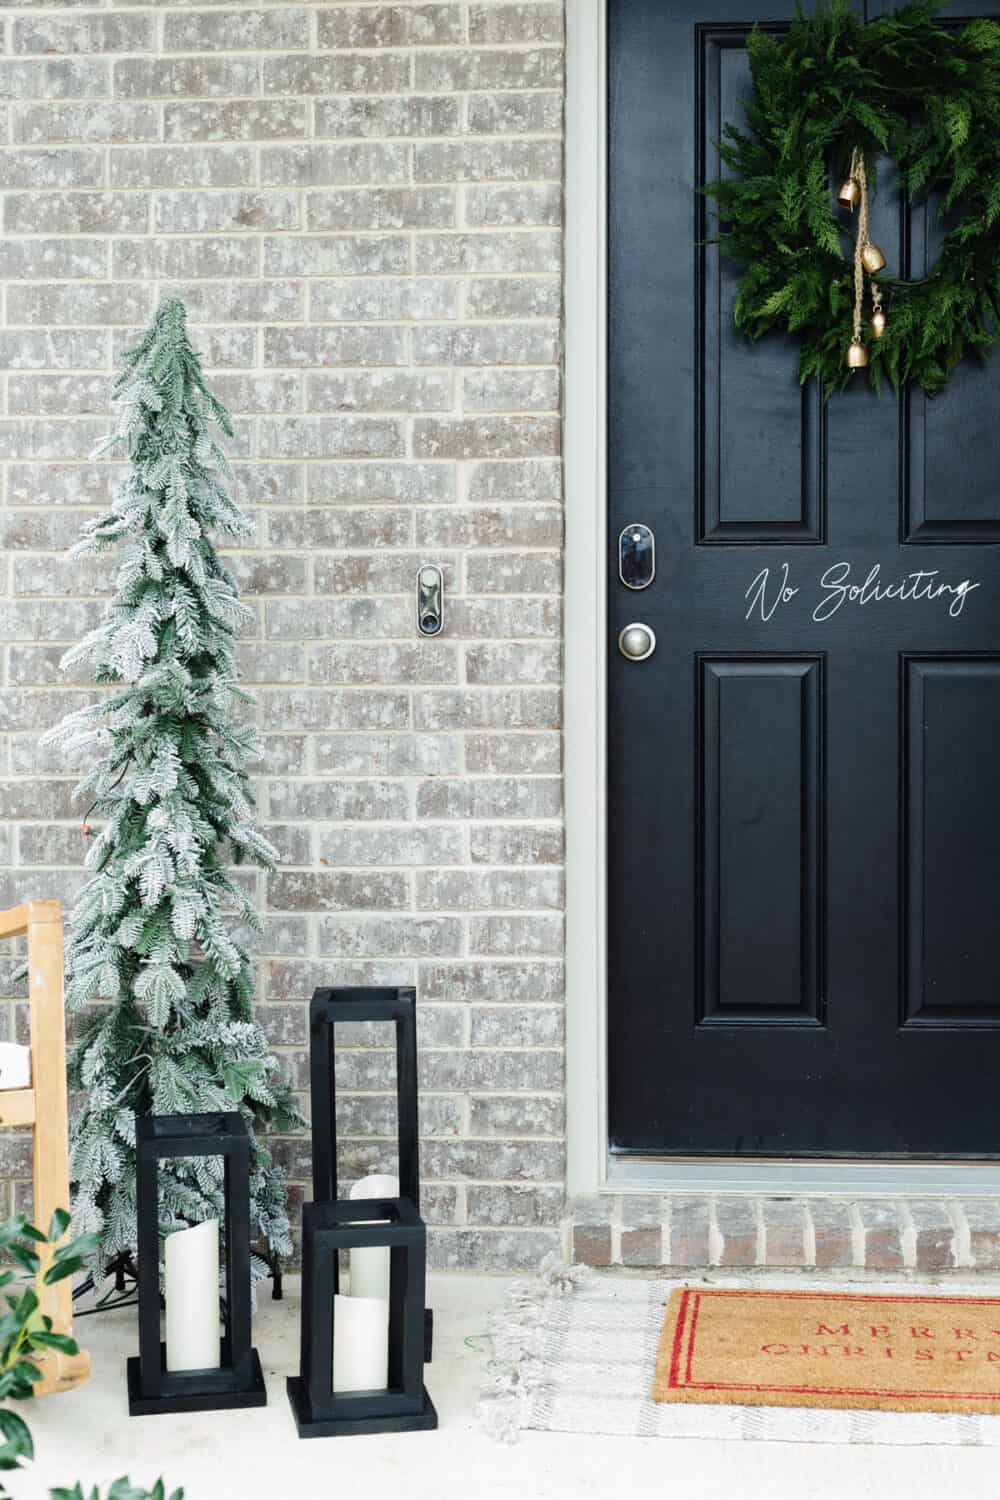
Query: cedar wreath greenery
xmin=705 ymin=0 xmax=1000 ymax=394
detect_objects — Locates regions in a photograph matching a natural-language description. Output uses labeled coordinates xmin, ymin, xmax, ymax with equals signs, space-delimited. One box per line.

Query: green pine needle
xmin=704 ymin=0 xmax=1000 ymax=395
xmin=42 ymin=298 xmax=303 ymax=1276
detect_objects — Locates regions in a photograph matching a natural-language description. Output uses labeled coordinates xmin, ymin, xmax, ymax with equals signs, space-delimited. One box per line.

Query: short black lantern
xmin=287 ymin=987 xmax=437 ymax=1437
xmin=127 ymin=1111 xmax=267 ymax=1416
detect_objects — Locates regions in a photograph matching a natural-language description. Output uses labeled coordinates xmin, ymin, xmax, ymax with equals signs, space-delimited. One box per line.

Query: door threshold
xmin=608 ymin=1155 xmax=1000 ymax=1198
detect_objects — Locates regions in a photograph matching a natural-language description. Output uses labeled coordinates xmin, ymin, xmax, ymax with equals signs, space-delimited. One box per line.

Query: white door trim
xmin=564 ymin=0 xmax=609 ymax=1198
xmin=561 ymin=0 xmax=1000 ymax=1200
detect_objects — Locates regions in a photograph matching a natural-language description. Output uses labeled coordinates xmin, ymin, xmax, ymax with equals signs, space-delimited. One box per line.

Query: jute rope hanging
xmin=843 ymin=149 xmax=886 ymax=370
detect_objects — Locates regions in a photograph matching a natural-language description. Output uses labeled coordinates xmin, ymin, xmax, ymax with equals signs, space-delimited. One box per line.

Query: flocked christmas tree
xmin=41 ymin=297 xmax=298 ymax=1277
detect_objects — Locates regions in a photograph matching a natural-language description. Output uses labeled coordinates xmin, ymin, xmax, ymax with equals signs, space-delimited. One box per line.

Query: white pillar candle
xmin=0 ymin=1044 xmax=30 ymax=1091
xmin=164 ymin=1218 xmax=221 ymax=1373
xmin=333 ymin=1294 xmax=389 ymax=1393
xmin=348 ymin=1173 xmax=398 ymax=1301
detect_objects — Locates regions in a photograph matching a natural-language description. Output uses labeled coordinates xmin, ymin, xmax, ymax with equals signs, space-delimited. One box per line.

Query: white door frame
xmin=562 ymin=0 xmax=1000 ymax=1200
xmin=564 ymin=0 xmax=610 ymax=1199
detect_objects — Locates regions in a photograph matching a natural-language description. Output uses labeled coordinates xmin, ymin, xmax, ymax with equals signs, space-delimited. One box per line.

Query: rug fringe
xmin=476 ymin=1253 xmax=592 ymax=1444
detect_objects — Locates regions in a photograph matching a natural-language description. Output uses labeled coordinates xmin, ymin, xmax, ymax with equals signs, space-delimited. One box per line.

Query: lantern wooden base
xmin=286 ymin=1375 xmax=437 ymax=1438
xmin=126 ymin=1346 xmax=267 ymax=1416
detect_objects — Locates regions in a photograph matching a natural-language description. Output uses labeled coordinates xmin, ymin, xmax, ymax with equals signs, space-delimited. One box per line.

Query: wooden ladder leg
xmin=25 ymin=901 xmax=90 ymax=1396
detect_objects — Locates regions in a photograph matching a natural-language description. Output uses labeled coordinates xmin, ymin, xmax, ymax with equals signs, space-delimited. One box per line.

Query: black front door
xmin=607 ymin=0 xmax=1000 ymax=1158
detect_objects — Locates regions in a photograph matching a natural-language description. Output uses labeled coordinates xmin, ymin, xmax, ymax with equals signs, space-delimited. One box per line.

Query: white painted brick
xmin=415 ymin=506 xmax=562 ymax=548
xmin=468 ymin=4 xmax=564 ymax=45
xmin=466 ymin=184 xmax=562 ymax=227
xmin=259 ymin=415 xmax=406 ymax=459
xmin=0 ymin=59 xmax=109 ymax=100
xmin=113 ymin=237 xmax=260 ymax=281
xmin=8 ymin=375 xmax=111 ymax=416
xmin=0 ymin=147 xmax=103 ymax=189
xmin=413 ymin=323 xmax=558 ymax=365
xmin=414 ymin=48 xmax=563 ymax=92
xmin=462 ymin=368 xmax=560 ymax=412
xmin=306 ymin=370 xmax=452 ymax=412
xmin=7 ymin=282 xmax=150 ymax=326
xmin=0 ymin=330 xmax=109 ymax=370
xmin=264 ymin=325 xmax=407 ymax=366
xmin=414 ymin=688 xmax=560 ymax=732
xmin=467 ymin=90 xmax=563 ymax=135
xmin=164 ymin=100 xmax=308 ymax=143
xmin=5 ymin=191 xmax=148 ymax=234
xmin=111 ymin=146 xmax=256 ymax=190
xmin=14 ymin=102 xmax=159 ymax=145
xmin=263 ymin=233 xmax=410 ymax=277
xmin=305 ymin=462 xmax=454 ymax=504
xmin=315 ymin=95 xmax=460 ymax=139
xmin=466 ymin=275 xmax=561 ymax=317
xmin=309 ymin=277 xmax=456 ymax=322
xmin=261 ymin=143 xmax=410 ymax=188
xmin=417 ymin=230 xmax=560 ymax=275
xmin=464 ymin=729 xmax=560 ymax=774
xmin=306 ymin=187 xmax=456 ymax=231
xmin=262 ymin=53 xmax=411 ymax=97
xmin=154 ymin=191 xmax=299 ymax=234
xmin=12 ymin=14 xmax=154 ymax=56
xmin=0 ymin=1 xmax=568 ymax=1271
xmin=413 ymin=415 xmax=560 ymax=459
xmin=0 ymin=238 xmax=107 ymax=280
xmin=164 ymin=9 xmax=311 ymax=52
xmin=318 ymin=5 xmax=463 ymax=48
xmin=414 ymin=139 xmax=561 ymax=183
xmin=115 ymin=58 xmax=260 ymax=99
xmin=158 ymin=280 xmax=303 ymax=321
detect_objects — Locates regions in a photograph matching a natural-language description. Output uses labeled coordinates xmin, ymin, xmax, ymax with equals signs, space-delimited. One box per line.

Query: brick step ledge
xmin=569 ymin=1195 xmax=1000 ymax=1273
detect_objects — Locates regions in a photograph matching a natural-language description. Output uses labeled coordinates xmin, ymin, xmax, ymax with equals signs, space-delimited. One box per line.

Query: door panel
xmin=699 ymin=657 xmax=824 ymax=1024
xmin=607 ymin=0 xmax=1000 ymax=1159
xmin=699 ymin=32 xmax=828 ymax=544
xmin=905 ymin=198 xmax=1000 ymax=541
xmin=903 ymin=658 xmax=1000 ymax=1025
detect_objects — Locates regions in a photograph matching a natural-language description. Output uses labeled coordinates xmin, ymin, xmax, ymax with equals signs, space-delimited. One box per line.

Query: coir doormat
xmin=654 ymin=1286 xmax=1000 ymax=1415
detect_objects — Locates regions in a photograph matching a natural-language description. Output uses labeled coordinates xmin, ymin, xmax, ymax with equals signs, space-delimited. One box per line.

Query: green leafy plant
xmin=0 ymin=1209 xmax=96 ymax=1491
xmin=51 ymin=1482 xmax=182 ymax=1500
xmin=0 ymin=1211 xmax=181 ymax=1500
xmin=706 ymin=0 xmax=1000 ymax=393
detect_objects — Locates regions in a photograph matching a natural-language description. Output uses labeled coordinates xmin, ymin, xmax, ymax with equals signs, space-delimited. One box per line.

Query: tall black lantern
xmin=286 ymin=987 xmax=437 ymax=1437
xmin=127 ymin=1112 xmax=267 ymax=1416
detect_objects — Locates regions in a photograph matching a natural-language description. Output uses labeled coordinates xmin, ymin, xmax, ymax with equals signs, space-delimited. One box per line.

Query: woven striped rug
xmin=477 ymin=1262 xmax=1000 ymax=1446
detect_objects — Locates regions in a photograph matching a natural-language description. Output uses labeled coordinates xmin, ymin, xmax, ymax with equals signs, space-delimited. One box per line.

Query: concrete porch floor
xmin=15 ymin=1272 xmax=1000 ymax=1500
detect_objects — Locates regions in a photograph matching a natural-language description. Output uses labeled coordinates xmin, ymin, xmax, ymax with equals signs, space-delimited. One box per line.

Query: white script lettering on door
xmin=745 ymin=562 xmax=981 ymax=623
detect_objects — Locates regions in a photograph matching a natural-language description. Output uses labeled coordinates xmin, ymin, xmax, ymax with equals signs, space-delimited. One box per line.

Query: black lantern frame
xmin=127 ymin=1111 xmax=267 ymax=1416
xmin=309 ymin=986 xmax=420 ymax=1211
xmin=286 ymin=1196 xmax=436 ymax=1437
xmin=287 ymin=986 xmax=436 ymax=1437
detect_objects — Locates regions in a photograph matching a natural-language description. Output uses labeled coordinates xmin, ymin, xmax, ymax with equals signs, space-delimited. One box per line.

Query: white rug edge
xmin=476 ymin=1261 xmax=1000 ymax=1448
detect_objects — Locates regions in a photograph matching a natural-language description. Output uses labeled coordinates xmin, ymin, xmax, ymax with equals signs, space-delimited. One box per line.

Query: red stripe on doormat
xmin=684 ymin=1288 xmax=1000 ymax=1307
xmin=676 ymin=1380 xmax=1000 ymax=1400
xmin=666 ymin=1287 xmax=1000 ymax=1401
xmin=685 ymin=1291 xmax=701 ymax=1385
xmin=668 ymin=1287 xmax=690 ymax=1389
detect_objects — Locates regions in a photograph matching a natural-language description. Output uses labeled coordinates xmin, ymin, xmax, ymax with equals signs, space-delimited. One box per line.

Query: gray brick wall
xmin=0 ymin=0 xmax=566 ymax=1270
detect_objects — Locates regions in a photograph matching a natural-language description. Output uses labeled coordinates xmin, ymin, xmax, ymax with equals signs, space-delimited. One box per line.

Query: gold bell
xmin=837 ymin=177 xmax=861 ymax=210
xmin=871 ymin=309 xmax=887 ymax=340
xmin=846 ymin=339 xmax=869 ymax=370
xmin=861 ymin=242 xmax=886 ymax=273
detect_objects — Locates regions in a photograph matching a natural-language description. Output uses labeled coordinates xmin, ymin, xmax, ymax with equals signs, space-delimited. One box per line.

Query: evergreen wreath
xmin=706 ymin=0 xmax=1000 ymax=394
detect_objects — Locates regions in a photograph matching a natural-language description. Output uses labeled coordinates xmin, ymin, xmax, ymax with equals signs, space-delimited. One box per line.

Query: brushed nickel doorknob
xmin=618 ymin=622 xmax=656 ymax=661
